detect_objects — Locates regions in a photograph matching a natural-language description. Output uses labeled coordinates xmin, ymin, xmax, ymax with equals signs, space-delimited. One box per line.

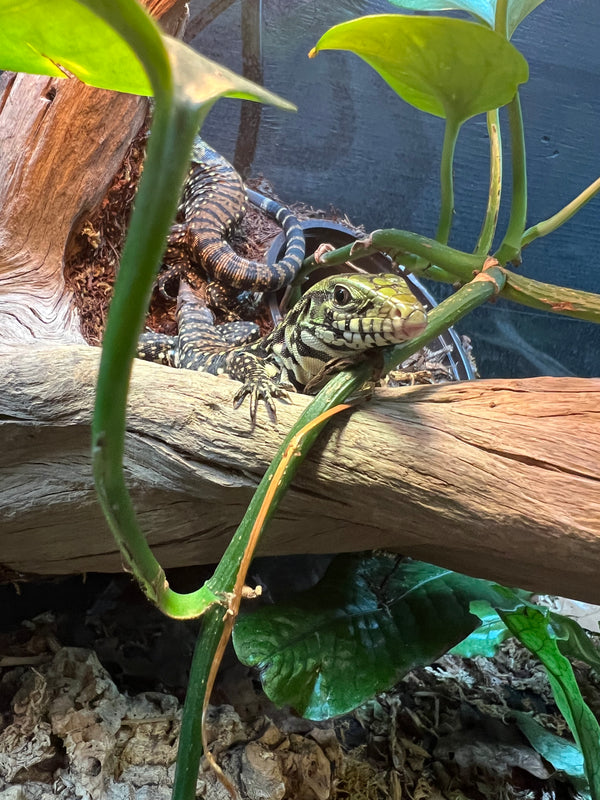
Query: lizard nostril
xmin=401 ymin=307 xmax=428 ymax=337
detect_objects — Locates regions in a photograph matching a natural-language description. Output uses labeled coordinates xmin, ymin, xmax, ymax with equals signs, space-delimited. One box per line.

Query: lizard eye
xmin=333 ymin=284 xmax=352 ymax=306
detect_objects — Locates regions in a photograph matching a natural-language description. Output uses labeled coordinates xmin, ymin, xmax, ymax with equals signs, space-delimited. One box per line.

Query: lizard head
xmin=300 ymin=272 xmax=428 ymax=350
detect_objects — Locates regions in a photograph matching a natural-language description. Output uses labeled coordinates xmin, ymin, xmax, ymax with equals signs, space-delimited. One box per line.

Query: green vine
xmin=436 ymin=114 xmax=461 ymax=244
xmin=474 ymin=109 xmax=502 ymax=255
xmin=522 ymin=176 xmax=600 ymax=248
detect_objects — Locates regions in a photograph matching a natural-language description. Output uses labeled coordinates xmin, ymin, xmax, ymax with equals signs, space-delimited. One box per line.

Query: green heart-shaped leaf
xmin=0 ymin=0 xmax=294 ymax=111
xmin=233 ymin=555 xmax=509 ymax=719
xmin=0 ymin=0 xmax=152 ymax=94
xmin=387 ymin=0 xmax=546 ymax=37
xmin=311 ymin=15 xmax=528 ymax=122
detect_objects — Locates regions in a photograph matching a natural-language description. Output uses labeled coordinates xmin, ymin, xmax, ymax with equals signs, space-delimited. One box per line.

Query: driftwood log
xmin=1 ymin=3 xmax=599 ymax=603
xmin=2 ymin=347 xmax=600 ymax=604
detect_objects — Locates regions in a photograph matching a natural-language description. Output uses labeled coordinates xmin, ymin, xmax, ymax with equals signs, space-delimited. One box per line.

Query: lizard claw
xmin=233 ymin=380 xmax=291 ymax=424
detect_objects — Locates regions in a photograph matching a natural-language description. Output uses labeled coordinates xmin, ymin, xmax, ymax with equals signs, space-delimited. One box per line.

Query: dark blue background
xmin=191 ymin=0 xmax=600 ymax=378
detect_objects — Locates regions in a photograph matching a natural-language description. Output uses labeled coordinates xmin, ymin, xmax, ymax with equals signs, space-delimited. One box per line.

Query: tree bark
xmin=1 ymin=345 xmax=599 ymax=603
xmin=0 ymin=0 xmax=186 ymax=345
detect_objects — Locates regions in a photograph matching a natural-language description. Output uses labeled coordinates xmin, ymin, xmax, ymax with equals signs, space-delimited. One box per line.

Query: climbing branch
xmin=2 ymin=346 xmax=600 ymax=605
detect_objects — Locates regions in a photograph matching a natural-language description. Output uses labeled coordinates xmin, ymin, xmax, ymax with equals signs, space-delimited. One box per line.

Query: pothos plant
xmin=1 ymin=0 xmax=600 ymax=799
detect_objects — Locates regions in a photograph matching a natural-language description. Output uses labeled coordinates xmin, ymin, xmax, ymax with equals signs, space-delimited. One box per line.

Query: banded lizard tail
xmin=158 ymin=137 xmax=306 ymax=304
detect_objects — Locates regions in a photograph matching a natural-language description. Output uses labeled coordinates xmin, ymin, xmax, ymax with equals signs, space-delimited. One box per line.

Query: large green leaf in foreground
xmin=0 ymin=0 xmax=152 ymax=94
xmin=0 ymin=0 xmax=296 ymax=110
xmin=310 ymin=15 xmax=528 ymax=122
xmin=386 ymin=0 xmax=546 ymax=37
xmin=233 ymin=555 xmax=507 ymax=719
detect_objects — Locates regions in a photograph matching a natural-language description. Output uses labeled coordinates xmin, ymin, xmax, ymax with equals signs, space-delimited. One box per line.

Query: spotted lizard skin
xmin=138 ymin=274 xmax=428 ymax=421
xmin=158 ymin=137 xmax=306 ymax=300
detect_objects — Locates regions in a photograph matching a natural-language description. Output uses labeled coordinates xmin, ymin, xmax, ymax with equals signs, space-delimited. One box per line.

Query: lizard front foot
xmin=232 ymin=378 xmax=292 ymax=424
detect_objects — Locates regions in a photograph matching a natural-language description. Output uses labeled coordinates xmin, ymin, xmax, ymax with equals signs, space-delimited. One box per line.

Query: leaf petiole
xmin=474 ymin=108 xmax=502 ymax=255
xmin=522 ymin=176 xmax=600 ymax=248
xmin=436 ymin=114 xmax=461 ymax=245
xmin=495 ymin=92 xmax=527 ymax=264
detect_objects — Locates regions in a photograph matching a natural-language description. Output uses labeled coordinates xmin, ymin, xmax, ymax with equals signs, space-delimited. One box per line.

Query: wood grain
xmin=2 ymin=345 xmax=599 ymax=603
xmin=0 ymin=72 xmax=147 ymax=344
xmin=0 ymin=0 xmax=186 ymax=346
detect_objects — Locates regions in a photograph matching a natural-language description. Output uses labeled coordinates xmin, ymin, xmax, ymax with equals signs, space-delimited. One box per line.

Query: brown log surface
xmin=1 ymin=345 xmax=599 ymax=603
xmin=0 ymin=73 xmax=147 ymax=344
xmin=0 ymin=0 xmax=186 ymax=346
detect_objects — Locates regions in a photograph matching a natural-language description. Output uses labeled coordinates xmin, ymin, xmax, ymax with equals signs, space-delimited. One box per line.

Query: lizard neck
xmin=266 ymin=295 xmax=333 ymax=391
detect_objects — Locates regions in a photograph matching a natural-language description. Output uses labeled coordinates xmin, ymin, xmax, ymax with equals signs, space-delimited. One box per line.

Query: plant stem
xmin=172 ymin=605 xmax=224 ymax=800
xmin=522 ymin=176 xmax=600 ymax=247
xmin=88 ymin=1 xmax=199 ymax=611
xmin=300 ymin=230 xmax=485 ymax=285
xmin=436 ymin=115 xmax=461 ymax=245
xmin=502 ymin=271 xmax=600 ymax=323
xmin=495 ymin=93 xmax=527 ymax=264
xmin=494 ymin=0 xmax=509 ymax=37
xmin=171 ymin=399 xmax=364 ymax=800
xmin=92 ymin=103 xmax=217 ymax=610
xmin=474 ymin=109 xmax=502 ymax=255
xmin=88 ymin=8 xmax=226 ymax=619
xmin=92 ymin=101 xmax=218 ymax=617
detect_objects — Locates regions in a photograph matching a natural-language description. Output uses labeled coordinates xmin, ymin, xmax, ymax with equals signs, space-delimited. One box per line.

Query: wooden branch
xmin=2 ymin=345 xmax=599 ymax=604
xmin=0 ymin=0 xmax=186 ymax=346
xmin=0 ymin=73 xmax=147 ymax=344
